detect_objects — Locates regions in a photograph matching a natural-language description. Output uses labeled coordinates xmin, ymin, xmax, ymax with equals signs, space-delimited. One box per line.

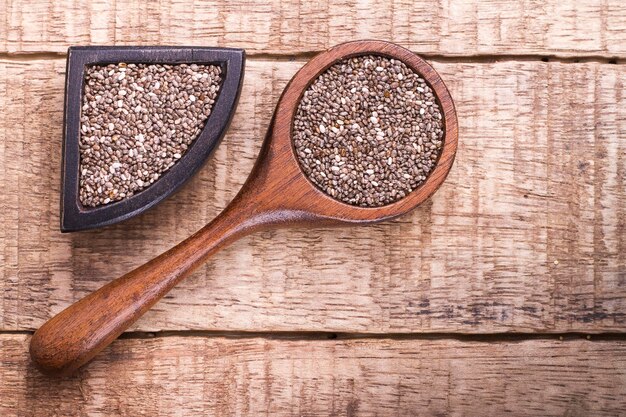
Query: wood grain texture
xmin=1 ymin=0 xmax=626 ymax=58
xmin=0 ymin=58 xmax=625 ymax=334
xmin=3 ymin=334 xmax=626 ymax=416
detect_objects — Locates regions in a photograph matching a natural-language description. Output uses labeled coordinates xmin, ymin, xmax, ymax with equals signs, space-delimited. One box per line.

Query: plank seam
xmin=0 ymin=52 xmax=622 ymax=65
xmin=3 ymin=330 xmax=626 ymax=341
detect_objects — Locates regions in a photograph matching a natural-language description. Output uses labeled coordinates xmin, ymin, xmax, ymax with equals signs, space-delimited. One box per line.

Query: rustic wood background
xmin=1 ymin=0 xmax=625 ymax=415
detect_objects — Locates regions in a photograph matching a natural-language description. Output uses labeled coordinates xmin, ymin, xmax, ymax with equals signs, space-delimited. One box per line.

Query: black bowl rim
xmin=60 ymin=46 xmax=245 ymax=232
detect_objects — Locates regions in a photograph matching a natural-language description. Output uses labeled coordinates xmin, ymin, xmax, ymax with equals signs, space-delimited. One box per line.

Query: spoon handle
xmin=30 ymin=202 xmax=259 ymax=376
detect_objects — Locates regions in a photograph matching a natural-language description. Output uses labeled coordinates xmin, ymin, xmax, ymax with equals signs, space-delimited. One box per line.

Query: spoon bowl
xmin=247 ymin=39 xmax=458 ymax=224
xmin=30 ymin=40 xmax=458 ymax=375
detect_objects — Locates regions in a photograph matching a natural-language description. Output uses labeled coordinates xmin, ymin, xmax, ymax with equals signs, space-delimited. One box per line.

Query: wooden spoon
xmin=30 ymin=40 xmax=458 ymax=376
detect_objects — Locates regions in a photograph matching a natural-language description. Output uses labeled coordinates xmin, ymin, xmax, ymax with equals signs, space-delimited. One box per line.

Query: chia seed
xmin=293 ymin=55 xmax=444 ymax=207
xmin=79 ymin=63 xmax=222 ymax=207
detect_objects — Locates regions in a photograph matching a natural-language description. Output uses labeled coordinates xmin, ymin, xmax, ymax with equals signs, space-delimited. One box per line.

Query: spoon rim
xmin=269 ymin=40 xmax=458 ymax=223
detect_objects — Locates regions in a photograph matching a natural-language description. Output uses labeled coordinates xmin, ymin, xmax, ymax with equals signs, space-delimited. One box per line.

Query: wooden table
xmin=1 ymin=0 xmax=625 ymax=415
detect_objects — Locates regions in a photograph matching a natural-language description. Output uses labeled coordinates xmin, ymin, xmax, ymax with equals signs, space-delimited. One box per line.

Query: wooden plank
xmin=1 ymin=334 xmax=626 ymax=416
xmin=1 ymin=0 xmax=626 ymax=58
xmin=0 ymin=58 xmax=624 ymax=333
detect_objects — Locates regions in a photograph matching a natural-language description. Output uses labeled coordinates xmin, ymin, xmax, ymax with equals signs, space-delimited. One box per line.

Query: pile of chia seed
xmin=79 ymin=63 xmax=222 ymax=207
xmin=293 ymin=55 xmax=444 ymax=207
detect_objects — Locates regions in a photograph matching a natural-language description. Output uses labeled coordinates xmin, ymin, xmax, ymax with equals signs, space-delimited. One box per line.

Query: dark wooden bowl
xmin=32 ymin=40 xmax=458 ymax=375
xmin=60 ymin=46 xmax=245 ymax=232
